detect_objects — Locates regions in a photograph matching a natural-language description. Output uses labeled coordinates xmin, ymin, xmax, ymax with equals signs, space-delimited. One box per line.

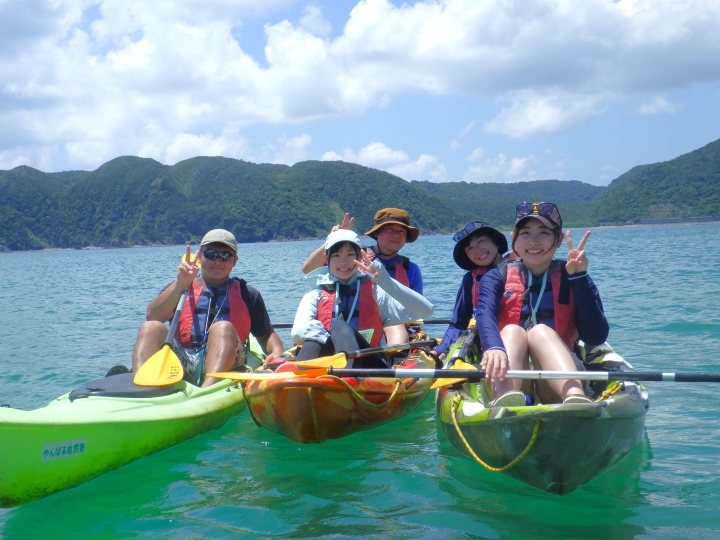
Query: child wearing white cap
xmin=290 ymin=229 xmax=433 ymax=364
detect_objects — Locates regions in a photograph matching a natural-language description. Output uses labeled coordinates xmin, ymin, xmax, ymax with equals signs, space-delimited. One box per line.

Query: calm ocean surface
xmin=1 ymin=224 xmax=720 ymax=539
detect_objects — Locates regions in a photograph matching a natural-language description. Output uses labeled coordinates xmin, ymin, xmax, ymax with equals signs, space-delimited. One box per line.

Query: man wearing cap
xmin=132 ymin=229 xmax=284 ymax=387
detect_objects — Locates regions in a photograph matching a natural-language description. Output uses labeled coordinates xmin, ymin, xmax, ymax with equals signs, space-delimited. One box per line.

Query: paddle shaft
xmin=272 ymin=320 xmax=452 ymax=329
xmin=325 ymin=368 xmax=720 ymax=382
xmin=448 ymin=325 xmax=476 ymax=362
xmin=344 ymin=339 xmax=436 ymax=359
xmin=164 ymin=290 xmax=188 ymax=346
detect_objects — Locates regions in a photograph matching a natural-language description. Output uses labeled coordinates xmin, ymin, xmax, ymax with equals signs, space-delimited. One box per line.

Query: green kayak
xmin=0 ymin=374 xmax=246 ymax=507
xmin=436 ymin=342 xmax=649 ymax=495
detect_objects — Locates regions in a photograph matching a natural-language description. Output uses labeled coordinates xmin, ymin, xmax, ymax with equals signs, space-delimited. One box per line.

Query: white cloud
xmin=300 ymin=5 xmax=332 ymax=36
xmin=450 ymin=120 xmax=475 ymax=149
xmin=638 ymin=96 xmax=677 ymax=114
xmin=484 ymin=91 xmax=602 ymax=138
xmin=321 ymin=141 xmax=447 ymax=181
xmin=463 ymin=151 xmax=536 ymax=182
xmin=2 ymin=0 xmax=720 ymax=170
xmin=466 ymin=147 xmax=484 ymax=162
xmin=262 ymin=133 xmax=313 ymax=164
xmin=161 ymin=129 xmax=252 ymax=164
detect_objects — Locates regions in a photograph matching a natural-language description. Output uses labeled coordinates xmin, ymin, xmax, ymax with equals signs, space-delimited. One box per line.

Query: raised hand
xmin=353 ymin=249 xmax=380 ymax=278
xmin=177 ymin=244 xmax=201 ymax=288
xmin=565 ymin=230 xmax=590 ymax=275
xmin=331 ymin=213 xmax=355 ymax=233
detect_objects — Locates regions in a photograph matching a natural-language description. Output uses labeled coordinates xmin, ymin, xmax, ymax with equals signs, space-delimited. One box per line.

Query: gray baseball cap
xmin=200 ymin=229 xmax=237 ymax=252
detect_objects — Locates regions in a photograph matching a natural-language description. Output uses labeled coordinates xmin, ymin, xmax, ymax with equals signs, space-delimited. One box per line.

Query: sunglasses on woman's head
xmin=202 ymin=249 xmax=235 ymax=261
xmin=516 ymin=202 xmax=557 ymax=217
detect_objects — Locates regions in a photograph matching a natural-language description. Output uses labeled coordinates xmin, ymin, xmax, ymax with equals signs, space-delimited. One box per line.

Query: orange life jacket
xmin=176 ymin=277 xmax=251 ymax=347
xmin=497 ymin=260 xmax=578 ymax=350
xmin=470 ymin=266 xmax=491 ymax=309
xmin=317 ymin=278 xmax=383 ymax=347
xmin=365 ymin=248 xmax=410 ymax=287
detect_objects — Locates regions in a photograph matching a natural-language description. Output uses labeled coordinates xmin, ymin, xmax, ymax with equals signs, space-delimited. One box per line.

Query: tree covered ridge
xmin=1 ymin=137 xmax=719 ymax=251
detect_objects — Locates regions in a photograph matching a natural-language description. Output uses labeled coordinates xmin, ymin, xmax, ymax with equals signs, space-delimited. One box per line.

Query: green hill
xmin=0 ymin=157 xmax=468 ymax=250
xmin=1 ymin=137 xmax=719 ymax=251
xmin=588 ymin=139 xmax=720 ymax=224
xmin=411 ymin=179 xmax=605 ymax=227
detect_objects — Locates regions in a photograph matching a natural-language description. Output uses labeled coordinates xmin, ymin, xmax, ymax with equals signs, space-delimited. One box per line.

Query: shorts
xmin=172 ymin=338 xmax=246 ymax=386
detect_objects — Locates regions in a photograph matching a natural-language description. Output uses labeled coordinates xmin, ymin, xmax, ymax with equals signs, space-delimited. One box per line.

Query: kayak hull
xmin=244 ymin=351 xmax=436 ymax=443
xmin=0 ymin=377 xmax=245 ymax=507
xmin=437 ymin=379 xmax=649 ymax=494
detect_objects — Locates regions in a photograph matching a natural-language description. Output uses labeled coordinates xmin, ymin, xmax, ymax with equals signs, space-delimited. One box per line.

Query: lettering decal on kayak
xmin=42 ymin=439 xmax=86 ymax=462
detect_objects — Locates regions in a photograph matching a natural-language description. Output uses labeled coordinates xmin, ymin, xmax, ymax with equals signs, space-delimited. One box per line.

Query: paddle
xmin=133 ymin=250 xmax=200 ymax=387
xmin=430 ymin=324 xmax=478 ymax=390
xmin=208 ymin=339 xmax=437 ymax=381
xmin=271 ymin=320 xmax=452 ymax=329
xmin=133 ymin=291 xmax=186 ymax=386
xmin=322 ymin=369 xmax=720 ymax=383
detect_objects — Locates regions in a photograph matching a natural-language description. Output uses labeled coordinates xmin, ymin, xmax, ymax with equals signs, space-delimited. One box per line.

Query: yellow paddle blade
xmin=289 ymin=353 xmax=348 ymax=369
xmin=181 ymin=252 xmax=202 ymax=268
xmin=430 ymin=360 xmax=479 ymax=390
xmin=134 ymin=345 xmax=183 ymax=386
xmin=207 ymin=368 xmax=326 ymax=381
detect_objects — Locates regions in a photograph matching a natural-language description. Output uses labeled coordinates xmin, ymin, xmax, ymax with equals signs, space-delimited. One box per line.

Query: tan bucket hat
xmin=364 ymin=208 xmax=420 ymax=243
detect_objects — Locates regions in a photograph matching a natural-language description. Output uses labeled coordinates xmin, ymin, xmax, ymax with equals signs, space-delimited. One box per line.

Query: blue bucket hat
xmin=452 ymin=221 xmax=508 ymax=271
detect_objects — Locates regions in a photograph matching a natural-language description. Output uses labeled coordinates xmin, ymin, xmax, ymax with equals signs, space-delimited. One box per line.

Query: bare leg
xmin=383 ymin=324 xmax=409 ymax=345
xmin=491 ymin=324 xmax=531 ymax=399
xmin=132 ymin=321 xmax=169 ymax=372
xmin=527 ymin=324 xmax=585 ymax=403
xmin=202 ymin=321 xmax=241 ymax=387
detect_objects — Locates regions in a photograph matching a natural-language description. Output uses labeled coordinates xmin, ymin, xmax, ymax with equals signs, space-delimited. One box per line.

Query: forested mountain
xmin=412 ymin=180 xmax=605 ymax=227
xmin=0 ymin=157 xmax=465 ymax=250
xmin=587 ymin=139 xmax=720 ymax=224
xmin=1 ymin=136 xmax=719 ymax=251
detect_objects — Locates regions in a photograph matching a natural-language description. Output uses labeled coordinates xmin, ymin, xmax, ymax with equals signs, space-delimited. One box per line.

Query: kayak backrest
xmin=68 ymin=373 xmax=179 ymax=402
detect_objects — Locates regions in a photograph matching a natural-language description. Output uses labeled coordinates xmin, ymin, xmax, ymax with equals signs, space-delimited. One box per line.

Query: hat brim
xmin=452 ymin=227 xmax=508 ymax=271
xmin=514 ymin=215 xmax=560 ymax=230
xmin=364 ymin=221 xmax=420 ymax=243
xmin=200 ymin=240 xmax=237 ymax=252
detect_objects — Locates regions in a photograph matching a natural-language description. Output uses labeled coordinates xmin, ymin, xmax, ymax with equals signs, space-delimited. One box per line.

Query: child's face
xmin=513 ymin=219 xmax=559 ymax=272
xmin=328 ymin=244 xmax=360 ymax=282
xmin=464 ymin=234 xmax=499 ymax=267
xmin=375 ymin=224 xmax=407 ymax=254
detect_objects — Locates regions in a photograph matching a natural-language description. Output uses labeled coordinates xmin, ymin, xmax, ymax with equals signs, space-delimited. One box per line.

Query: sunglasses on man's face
xmin=202 ymin=249 xmax=235 ymax=261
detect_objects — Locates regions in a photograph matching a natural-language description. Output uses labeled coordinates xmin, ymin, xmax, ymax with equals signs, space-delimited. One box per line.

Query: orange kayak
xmin=243 ymin=351 xmax=436 ymax=443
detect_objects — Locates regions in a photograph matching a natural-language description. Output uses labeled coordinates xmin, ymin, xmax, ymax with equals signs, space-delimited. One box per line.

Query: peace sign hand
xmin=331 ymin=213 xmax=355 ymax=233
xmin=354 ymin=249 xmax=380 ymax=279
xmin=177 ymin=244 xmax=201 ymax=288
xmin=565 ymin=230 xmax=590 ymax=275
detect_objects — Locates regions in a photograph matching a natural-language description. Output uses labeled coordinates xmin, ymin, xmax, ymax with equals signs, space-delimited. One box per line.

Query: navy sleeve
xmin=406 ymin=261 xmax=423 ymax=295
xmin=569 ymin=271 xmax=609 ymax=345
xmin=475 ymin=268 xmax=506 ymax=352
xmin=435 ymin=272 xmax=473 ymax=355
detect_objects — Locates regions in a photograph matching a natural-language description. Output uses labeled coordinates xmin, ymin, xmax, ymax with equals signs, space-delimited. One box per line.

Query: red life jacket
xmin=176 ymin=277 xmax=251 ymax=348
xmin=316 ymin=278 xmax=383 ymax=347
xmin=470 ymin=266 xmax=491 ymax=309
xmin=497 ymin=261 xmax=578 ymax=350
xmin=365 ymin=248 xmax=410 ymax=287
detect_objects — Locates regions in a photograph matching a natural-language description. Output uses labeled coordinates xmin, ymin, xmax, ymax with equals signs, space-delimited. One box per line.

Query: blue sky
xmin=1 ymin=0 xmax=719 ymax=185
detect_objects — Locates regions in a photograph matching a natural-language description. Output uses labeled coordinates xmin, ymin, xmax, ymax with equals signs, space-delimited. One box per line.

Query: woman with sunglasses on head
xmin=434 ymin=221 xmax=508 ymax=361
xmin=475 ymin=203 xmax=609 ymax=406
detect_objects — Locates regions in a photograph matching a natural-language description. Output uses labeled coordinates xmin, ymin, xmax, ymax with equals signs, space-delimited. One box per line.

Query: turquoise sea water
xmin=1 ymin=224 xmax=720 ymax=539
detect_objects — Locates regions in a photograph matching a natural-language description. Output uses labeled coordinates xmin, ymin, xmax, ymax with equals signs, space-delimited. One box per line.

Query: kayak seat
xmin=69 ymin=373 xmax=178 ymax=402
